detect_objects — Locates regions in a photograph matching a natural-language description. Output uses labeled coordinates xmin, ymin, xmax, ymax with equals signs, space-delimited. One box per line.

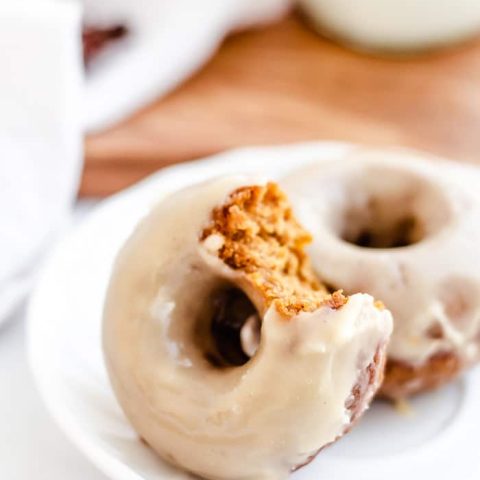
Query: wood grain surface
xmin=82 ymin=14 xmax=480 ymax=197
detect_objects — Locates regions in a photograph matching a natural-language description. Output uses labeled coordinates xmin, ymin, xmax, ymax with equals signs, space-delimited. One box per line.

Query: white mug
xmin=0 ymin=1 xmax=82 ymax=324
xmin=300 ymin=0 xmax=480 ymax=52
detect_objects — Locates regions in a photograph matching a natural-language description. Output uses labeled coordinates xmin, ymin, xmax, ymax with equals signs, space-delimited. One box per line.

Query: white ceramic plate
xmin=28 ymin=142 xmax=480 ymax=480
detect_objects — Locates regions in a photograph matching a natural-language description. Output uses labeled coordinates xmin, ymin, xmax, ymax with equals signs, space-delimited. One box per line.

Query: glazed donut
xmin=103 ymin=178 xmax=392 ymax=479
xmin=283 ymin=148 xmax=480 ymax=399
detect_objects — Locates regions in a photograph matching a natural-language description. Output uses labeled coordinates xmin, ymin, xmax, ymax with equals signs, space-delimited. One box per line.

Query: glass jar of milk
xmin=299 ymin=0 xmax=480 ymax=52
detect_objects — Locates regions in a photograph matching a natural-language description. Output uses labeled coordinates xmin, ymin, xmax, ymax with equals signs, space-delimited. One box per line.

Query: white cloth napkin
xmin=0 ymin=1 xmax=82 ymax=324
xmin=84 ymin=0 xmax=291 ymax=131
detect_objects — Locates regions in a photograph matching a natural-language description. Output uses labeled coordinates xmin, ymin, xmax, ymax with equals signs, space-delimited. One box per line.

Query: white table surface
xmin=0 ymin=200 xmax=108 ymax=480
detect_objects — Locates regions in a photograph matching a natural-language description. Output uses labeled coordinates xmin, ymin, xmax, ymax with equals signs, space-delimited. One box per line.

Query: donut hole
xmin=205 ymin=287 xmax=261 ymax=368
xmin=342 ymin=203 xmax=422 ymax=249
xmin=331 ymin=165 xmax=452 ymax=250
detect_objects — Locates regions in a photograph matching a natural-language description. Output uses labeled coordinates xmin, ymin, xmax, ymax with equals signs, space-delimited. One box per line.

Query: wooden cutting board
xmin=81 ymin=14 xmax=480 ymax=197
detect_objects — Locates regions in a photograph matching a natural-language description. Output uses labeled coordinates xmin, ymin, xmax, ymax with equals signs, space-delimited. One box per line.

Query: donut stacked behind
xmin=103 ymin=178 xmax=392 ymax=480
xmin=284 ymin=149 xmax=480 ymax=398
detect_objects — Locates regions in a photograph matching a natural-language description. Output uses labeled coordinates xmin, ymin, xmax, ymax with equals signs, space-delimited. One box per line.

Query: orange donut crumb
xmin=201 ymin=183 xmax=347 ymax=317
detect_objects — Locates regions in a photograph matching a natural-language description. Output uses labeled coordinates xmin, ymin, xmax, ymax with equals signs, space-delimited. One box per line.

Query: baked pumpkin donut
xmin=103 ymin=178 xmax=392 ymax=480
xmin=284 ymin=148 xmax=480 ymax=399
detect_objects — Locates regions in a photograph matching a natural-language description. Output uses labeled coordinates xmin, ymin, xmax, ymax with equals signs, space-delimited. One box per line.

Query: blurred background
xmin=82 ymin=0 xmax=480 ymax=196
xmin=2 ymin=0 xmax=480 ymax=478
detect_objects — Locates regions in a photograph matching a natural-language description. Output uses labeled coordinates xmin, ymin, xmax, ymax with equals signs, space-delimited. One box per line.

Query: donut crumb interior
xmin=201 ymin=182 xmax=347 ymax=317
